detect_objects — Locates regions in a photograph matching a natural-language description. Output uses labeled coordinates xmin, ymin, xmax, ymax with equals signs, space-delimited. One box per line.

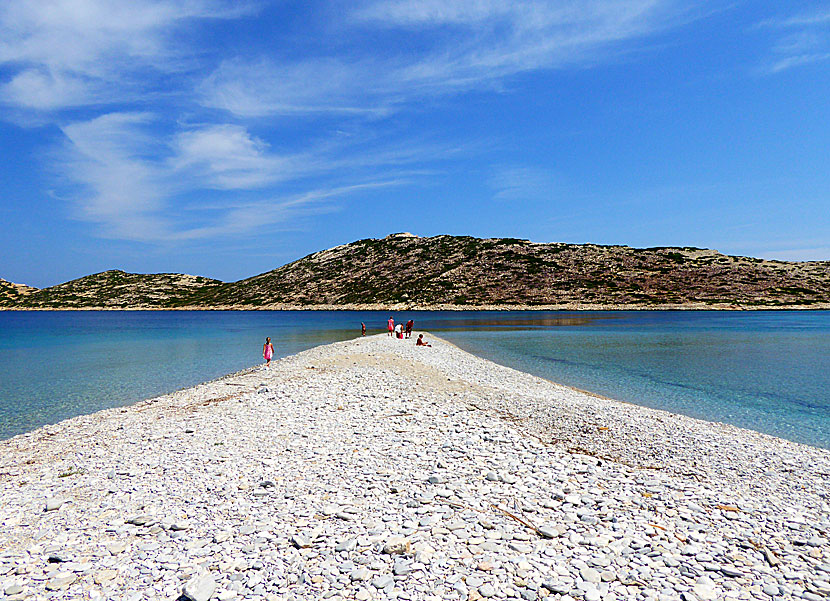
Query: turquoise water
xmin=0 ymin=311 xmax=828 ymax=448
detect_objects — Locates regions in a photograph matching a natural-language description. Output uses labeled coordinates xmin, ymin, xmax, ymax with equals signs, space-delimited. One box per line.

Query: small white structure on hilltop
xmin=385 ymin=232 xmax=419 ymax=239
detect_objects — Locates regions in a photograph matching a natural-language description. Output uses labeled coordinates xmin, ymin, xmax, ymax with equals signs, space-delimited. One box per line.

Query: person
xmin=263 ymin=337 xmax=274 ymax=366
xmin=416 ymin=334 xmax=431 ymax=347
xmin=405 ymin=319 xmax=414 ymax=339
xmin=394 ymin=323 xmax=403 ymax=339
xmin=361 ymin=322 xmax=366 ymax=336
xmin=387 ymin=316 xmax=395 ymax=337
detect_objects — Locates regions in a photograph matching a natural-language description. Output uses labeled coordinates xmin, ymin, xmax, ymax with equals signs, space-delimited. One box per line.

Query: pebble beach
xmin=1 ymin=333 xmax=828 ymax=601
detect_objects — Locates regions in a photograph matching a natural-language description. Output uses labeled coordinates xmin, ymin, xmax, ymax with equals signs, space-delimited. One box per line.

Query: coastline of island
xmin=0 ymin=334 xmax=828 ymax=600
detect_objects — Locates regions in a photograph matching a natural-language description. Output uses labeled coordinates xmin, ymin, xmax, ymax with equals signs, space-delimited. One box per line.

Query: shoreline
xmin=1 ymin=334 xmax=828 ymax=600
xmin=3 ymin=303 xmax=830 ymax=312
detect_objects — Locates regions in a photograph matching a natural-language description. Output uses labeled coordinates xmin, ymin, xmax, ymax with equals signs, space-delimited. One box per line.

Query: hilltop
xmin=2 ymin=234 xmax=829 ymax=309
xmin=0 ymin=278 xmax=37 ymax=306
xmin=9 ymin=270 xmax=222 ymax=309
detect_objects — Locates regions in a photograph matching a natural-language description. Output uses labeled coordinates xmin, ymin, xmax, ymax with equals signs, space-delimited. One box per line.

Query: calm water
xmin=0 ymin=311 xmax=828 ymax=448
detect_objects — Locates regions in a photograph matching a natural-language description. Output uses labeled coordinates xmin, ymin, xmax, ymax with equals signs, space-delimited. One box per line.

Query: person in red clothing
xmin=405 ymin=319 xmax=414 ymax=338
xmin=387 ymin=316 xmax=394 ymax=336
xmin=416 ymin=334 xmax=431 ymax=347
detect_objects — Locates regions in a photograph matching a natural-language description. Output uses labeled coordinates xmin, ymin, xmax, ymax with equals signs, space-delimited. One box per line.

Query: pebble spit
xmin=0 ymin=333 xmax=828 ymax=601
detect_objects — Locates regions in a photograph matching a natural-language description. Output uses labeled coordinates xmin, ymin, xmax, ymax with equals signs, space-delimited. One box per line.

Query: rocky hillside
xmin=6 ymin=270 xmax=223 ymax=309
xmin=0 ymin=278 xmax=38 ymax=306
xmin=190 ymin=233 xmax=830 ymax=308
xmin=3 ymin=234 xmax=829 ymax=309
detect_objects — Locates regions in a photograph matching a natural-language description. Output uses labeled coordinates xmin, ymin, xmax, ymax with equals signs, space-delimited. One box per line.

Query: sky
xmin=1 ymin=1 xmax=829 ymax=287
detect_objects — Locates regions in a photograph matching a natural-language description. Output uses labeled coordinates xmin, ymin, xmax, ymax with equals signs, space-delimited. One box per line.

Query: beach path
xmin=0 ymin=334 xmax=828 ymax=600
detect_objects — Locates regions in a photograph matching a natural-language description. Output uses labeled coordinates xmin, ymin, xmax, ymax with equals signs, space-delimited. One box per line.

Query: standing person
xmin=387 ymin=316 xmax=395 ymax=337
xmin=263 ymin=337 xmax=274 ymax=366
xmin=361 ymin=322 xmax=366 ymax=336
xmin=405 ymin=319 xmax=414 ymax=339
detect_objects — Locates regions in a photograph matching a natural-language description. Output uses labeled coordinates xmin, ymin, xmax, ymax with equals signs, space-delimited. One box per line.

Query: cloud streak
xmin=0 ymin=0 xmax=250 ymax=110
xmin=202 ymin=0 xmax=699 ymax=117
xmin=56 ymin=113 xmax=426 ymax=241
xmin=756 ymin=7 xmax=830 ymax=73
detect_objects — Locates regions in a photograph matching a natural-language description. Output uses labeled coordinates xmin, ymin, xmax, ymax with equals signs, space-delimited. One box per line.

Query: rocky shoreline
xmin=3 ymin=303 xmax=830 ymax=311
xmin=1 ymin=334 xmax=828 ymax=601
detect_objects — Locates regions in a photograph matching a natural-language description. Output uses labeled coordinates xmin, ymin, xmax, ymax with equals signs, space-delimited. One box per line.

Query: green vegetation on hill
xmin=2 ymin=235 xmax=829 ymax=309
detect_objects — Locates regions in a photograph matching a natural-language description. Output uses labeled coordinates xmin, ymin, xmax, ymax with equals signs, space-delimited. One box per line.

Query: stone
xmin=45 ymin=574 xmax=75 ymax=590
xmin=94 ymin=569 xmax=118 ymax=584
xmin=372 ymin=574 xmax=394 ymax=589
xmin=479 ymin=583 xmax=497 ymax=597
xmin=580 ymin=567 xmax=601 ymax=583
xmin=182 ymin=572 xmax=217 ymax=601
xmin=382 ymin=536 xmax=410 ymax=555
xmin=44 ymin=498 xmax=65 ymax=512
xmin=335 ymin=538 xmax=357 ymax=552
xmin=291 ymin=534 xmax=312 ymax=549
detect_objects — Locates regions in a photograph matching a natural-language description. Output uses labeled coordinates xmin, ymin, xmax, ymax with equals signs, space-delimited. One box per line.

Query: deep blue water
xmin=0 ymin=311 xmax=828 ymax=448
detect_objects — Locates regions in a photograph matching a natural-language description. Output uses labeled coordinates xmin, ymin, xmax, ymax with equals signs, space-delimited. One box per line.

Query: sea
xmin=0 ymin=310 xmax=828 ymax=448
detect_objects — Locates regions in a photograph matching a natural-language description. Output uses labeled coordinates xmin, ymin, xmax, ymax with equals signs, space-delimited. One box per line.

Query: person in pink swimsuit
xmin=387 ymin=316 xmax=394 ymax=337
xmin=263 ymin=337 xmax=274 ymax=366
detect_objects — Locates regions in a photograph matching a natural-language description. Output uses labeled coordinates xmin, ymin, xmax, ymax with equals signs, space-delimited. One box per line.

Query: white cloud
xmin=170 ymin=125 xmax=308 ymax=190
xmin=757 ymin=7 xmax=830 ymax=73
xmin=0 ymin=0 xmax=249 ymax=110
xmin=202 ymin=0 xmax=699 ymax=117
xmin=490 ymin=166 xmax=559 ymax=201
xmin=57 ymin=112 xmax=417 ymax=241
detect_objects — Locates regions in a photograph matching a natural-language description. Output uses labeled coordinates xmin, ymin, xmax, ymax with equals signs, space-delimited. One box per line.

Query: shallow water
xmin=0 ymin=310 xmax=828 ymax=448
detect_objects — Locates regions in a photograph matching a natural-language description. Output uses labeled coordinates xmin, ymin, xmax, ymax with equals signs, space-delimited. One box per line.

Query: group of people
xmin=386 ymin=316 xmax=431 ymax=346
xmin=263 ymin=316 xmax=432 ymax=365
xmin=387 ymin=316 xmax=414 ymax=339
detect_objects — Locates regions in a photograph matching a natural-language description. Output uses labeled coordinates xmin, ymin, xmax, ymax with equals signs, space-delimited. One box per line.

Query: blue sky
xmin=1 ymin=0 xmax=829 ymax=287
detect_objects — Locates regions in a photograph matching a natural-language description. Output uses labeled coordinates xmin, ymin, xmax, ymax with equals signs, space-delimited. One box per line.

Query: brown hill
xmin=3 ymin=235 xmax=829 ymax=309
xmin=190 ymin=233 xmax=830 ymax=308
xmin=9 ymin=270 xmax=223 ymax=309
xmin=0 ymin=278 xmax=38 ymax=306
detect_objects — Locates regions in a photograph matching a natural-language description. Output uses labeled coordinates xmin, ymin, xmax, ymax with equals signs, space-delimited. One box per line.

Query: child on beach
xmin=387 ymin=316 xmax=394 ymax=337
xmin=361 ymin=322 xmax=366 ymax=336
xmin=263 ymin=337 xmax=274 ymax=366
xmin=416 ymin=334 xmax=431 ymax=347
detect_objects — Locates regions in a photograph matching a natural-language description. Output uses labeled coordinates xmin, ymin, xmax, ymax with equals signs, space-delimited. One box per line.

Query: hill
xmin=0 ymin=278 xmax=38 ymax=306
xmin=192 ymin=233 xmax=829 ymax=308
xmin=3 ymin=234 xmax=829 ymax=309
xmin=7 ymin=270 xmax=223 ymax=309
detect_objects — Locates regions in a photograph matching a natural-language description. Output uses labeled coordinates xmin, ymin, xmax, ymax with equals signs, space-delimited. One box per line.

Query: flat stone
xmin=335 ymin=538 xmax=357 ymax=552
xmin=580 ymin=567 xmax=601 ymax=583
xmin=479 ymin=583 xmax=496 ymax=597
xmin=383 ymin=536 xmax=410 ymax=555
xmin=350 ymin=568 xmax=370 ymax=581
xmin=182 ymin=571 xmax=217 ymax=601
xmin=44 ymin=498 xmax=65 ymax=512
xmin=290 ymin=534 xmax=312 ymax=549
xmin=372 ymin=574 xmax=394 ymax=588
xmin=94 ymin=569 xmax=118 ymax=584
xmin=45 ymin=575 xmax=75 ymax=590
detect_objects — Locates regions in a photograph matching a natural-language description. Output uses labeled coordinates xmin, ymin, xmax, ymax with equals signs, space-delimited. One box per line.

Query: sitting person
xmin=416 ymin=334 xmax=431 ymax=347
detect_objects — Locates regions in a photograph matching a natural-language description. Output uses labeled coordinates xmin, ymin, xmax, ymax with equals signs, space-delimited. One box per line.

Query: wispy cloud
xmin=56 ymin=112 xmax=424 ymax=241
xmin=0 ymin=0 xmax=250 ymax=110
xmin=202 ymin=0 xmax=699 ymax=117
xmin=490 ymin=166 xmax=559 ymax=201
xmin=756 ymin=7 xmax=830 ymax=73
